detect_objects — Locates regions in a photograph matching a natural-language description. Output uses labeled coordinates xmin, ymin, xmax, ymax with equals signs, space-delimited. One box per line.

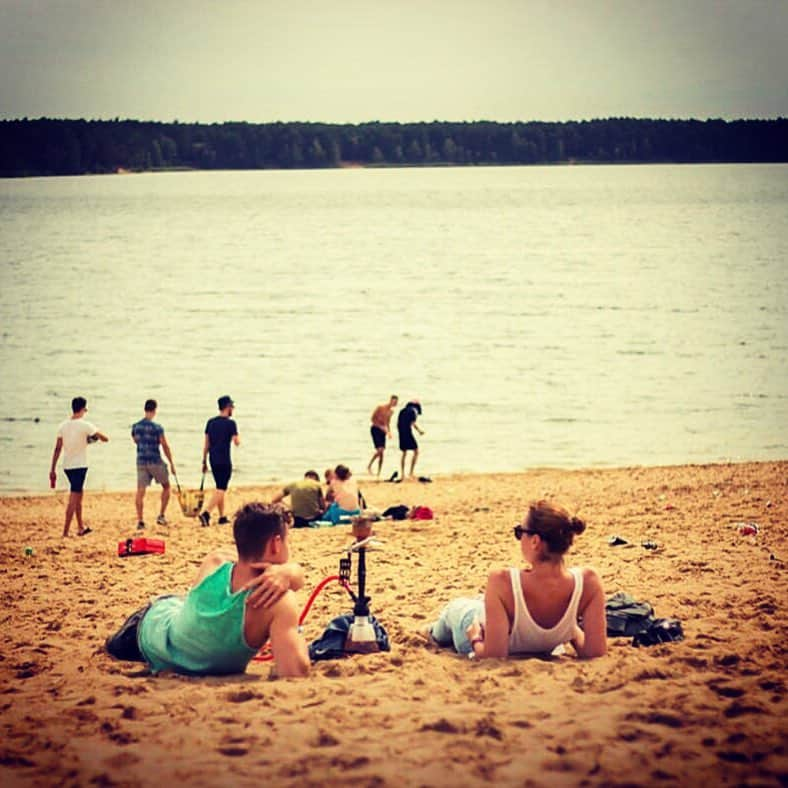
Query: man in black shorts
xmin=366 ymin=394 xmax=398 ymax=477
xmin=397 ymin=400 xmax=424 ymax=481
xmin=49 ymin=396 xmax=109 ymax=536
xmin=199 ymin=395 xmax=240 ymax=526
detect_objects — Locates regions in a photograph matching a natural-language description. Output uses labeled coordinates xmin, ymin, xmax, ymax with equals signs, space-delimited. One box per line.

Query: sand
xmin=0 ymin=461 xmax=786 ymax=787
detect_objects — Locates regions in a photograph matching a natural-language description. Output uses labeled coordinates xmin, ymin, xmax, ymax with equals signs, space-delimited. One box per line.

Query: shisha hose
xmin=252 ymin=574 xmax=353 ymax=662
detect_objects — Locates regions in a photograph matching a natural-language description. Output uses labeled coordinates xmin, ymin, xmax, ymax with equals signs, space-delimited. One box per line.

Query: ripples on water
xmin=0 ymin=164 xmax=786 ymax=492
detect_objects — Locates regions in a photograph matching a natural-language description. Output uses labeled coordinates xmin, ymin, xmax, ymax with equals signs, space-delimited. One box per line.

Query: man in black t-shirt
xmin=199 ymin=395 xmax=240 ymax=526
xmin=397 ymin=400 xmax=424 ymax=481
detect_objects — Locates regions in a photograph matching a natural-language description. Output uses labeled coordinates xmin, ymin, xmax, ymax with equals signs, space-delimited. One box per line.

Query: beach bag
xmin=605 ymin=592 xmax=656 ymax=637
xmin=308 ymin=614 xmax=390 ymax=661
xmin=409 ymin=506 xmax=434 ymax=520
xmin=118 ymin=538 xmax=166 ymax=557
xmin=175 ymin=473 xmax=205 ymax=517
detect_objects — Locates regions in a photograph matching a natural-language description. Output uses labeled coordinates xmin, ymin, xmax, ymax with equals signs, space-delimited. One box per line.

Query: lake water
xmin=0 ymin=164 xmax=786 ymax=494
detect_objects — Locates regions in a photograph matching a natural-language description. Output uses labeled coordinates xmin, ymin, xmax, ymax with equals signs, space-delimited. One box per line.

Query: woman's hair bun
xmin=569 ymin=516 xmax=586 ymax=535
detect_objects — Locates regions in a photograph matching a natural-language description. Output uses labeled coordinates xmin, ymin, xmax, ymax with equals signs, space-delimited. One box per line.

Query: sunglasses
xmin=513 ymin=524 xmax=538 ymax=540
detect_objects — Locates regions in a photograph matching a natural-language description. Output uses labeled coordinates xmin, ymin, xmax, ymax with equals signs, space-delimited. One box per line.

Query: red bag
xmin=409 ymin=506 xmax=434 ymax=520
xmin=118 ymin=538 xmax=166 ymax=557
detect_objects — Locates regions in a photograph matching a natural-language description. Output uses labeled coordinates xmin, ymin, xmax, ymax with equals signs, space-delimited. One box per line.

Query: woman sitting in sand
xmin=429 ymin=501 xmax=606 ymax=660
xmin=320 ymin=464 xmax=365 ymax=523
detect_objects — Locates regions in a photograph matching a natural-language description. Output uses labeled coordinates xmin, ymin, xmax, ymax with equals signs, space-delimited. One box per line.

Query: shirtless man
xmin=105 ymin=503 xmax=309 ymax=678
xmin=366 ymin=395 xmax=398 ymax=477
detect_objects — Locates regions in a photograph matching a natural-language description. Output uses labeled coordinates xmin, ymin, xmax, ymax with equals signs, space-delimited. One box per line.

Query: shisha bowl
xmin=350 ymin=514 xmax=374 ymax=541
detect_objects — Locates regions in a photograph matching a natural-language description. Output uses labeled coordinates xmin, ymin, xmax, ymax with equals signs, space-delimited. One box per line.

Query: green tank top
xmin=138 ymin=562 xmax=258 ymax=675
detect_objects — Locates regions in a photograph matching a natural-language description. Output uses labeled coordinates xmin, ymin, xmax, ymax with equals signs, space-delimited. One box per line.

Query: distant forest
xmin=1 ymin=117 xmax=786 ymax=177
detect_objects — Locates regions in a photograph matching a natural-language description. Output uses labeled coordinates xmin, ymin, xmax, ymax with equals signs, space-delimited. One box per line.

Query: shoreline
xmin=2 ymin=458 xmax=784 ymax=500
xmin=1 ymin=459 xmax=785 ymax=786
xmin=4 ymin=159 xmax=788 ymax=180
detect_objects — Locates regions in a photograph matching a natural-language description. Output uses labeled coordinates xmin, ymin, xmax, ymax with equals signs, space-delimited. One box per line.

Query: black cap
xmin=217 ymin=395 xmax=234 ymax=410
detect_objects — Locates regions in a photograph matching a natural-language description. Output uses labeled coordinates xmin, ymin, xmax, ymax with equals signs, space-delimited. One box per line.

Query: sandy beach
xmin=0 ymin=461 xmax=785 ymax=787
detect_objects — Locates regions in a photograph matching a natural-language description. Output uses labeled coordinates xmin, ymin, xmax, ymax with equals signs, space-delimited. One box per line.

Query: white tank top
xmin=507 ymin=567 xmax=583 ymax=655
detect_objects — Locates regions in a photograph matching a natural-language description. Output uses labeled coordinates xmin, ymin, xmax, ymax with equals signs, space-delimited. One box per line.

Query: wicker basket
xmin=175 ymin=473 xmax=205 ymax=517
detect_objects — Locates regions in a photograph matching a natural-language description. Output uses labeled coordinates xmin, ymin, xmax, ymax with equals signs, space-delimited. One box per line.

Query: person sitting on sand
xmin=271 ymin=470 xmax=326 ymax=527
xmin=321 ymin=464 xmax=364 ymax=523
xmin=429 ymin=501 xmax=606 ymax=660
xmin=106 ymin=503 xmax=310 ymax=678
xmin=324 ymin=468 xmax=337 ymax=505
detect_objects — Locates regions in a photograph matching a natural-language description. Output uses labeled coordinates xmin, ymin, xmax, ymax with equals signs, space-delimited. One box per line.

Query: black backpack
xmin=382 ymin=505 xmax=410 ymax=520
xmin=605 ymin=592 xmax=656 ymax=637
xmin=605 ymin=592 xmax=684 ymax=646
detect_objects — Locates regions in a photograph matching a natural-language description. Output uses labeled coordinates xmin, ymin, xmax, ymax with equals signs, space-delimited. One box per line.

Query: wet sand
xmin=0 ymin=461 xmax=786 ymax=787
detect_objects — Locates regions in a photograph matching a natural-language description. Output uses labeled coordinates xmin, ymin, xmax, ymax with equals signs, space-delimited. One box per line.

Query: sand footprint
xmin=707 ymin=679 xmax=745 ymax=698
xmin=218 ymin=735 xmax=253 ymax=757
xmin=226 ymin=689 xmax=262 ymax=703
xmin=419 ymin=717 xmax=465 ymax=734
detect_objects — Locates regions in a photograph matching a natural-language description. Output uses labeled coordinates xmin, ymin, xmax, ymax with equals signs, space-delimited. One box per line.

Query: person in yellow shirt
xmin=271 ymin=470 xmax=326 ymax=527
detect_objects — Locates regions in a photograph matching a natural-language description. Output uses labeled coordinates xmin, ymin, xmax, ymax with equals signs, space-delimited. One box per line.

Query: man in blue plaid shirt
xmin=131 ymin=399 xmax=176 ymax=531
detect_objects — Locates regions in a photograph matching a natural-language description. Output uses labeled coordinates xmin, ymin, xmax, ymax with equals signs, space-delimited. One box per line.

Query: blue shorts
xmin=429 ymin=597 xmax=484 ymax=655
xmin=64 ymin=467 xmax=88 ymax=493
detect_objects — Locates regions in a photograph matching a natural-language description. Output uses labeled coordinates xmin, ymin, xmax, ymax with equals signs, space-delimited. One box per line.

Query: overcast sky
xmin=1 ymin=0 xmax=786 ymax=123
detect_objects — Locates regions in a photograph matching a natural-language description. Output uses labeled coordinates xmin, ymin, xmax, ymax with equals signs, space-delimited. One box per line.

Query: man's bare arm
xmin=243 ymin=562 xmax=306 ymax=608
xmin=202 ymin=434 xmax=210 ymax=471
xmin=50 ymin=437 xmax=63 ymax=477
xmin=268 ymin=592 xmax=310 ymax=678
xmin=160 ymin=435 xmax=176 ymax=472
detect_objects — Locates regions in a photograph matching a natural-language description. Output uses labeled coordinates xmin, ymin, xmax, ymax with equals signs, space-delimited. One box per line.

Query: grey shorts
xmin=137 ymin=463 xmax=169 ymax=488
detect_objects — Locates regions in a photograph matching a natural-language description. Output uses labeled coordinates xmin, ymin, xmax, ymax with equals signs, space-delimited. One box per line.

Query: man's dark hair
xmin=144 ymin=399 xmax=157 ymax=412
xmin=334 ymin=464 xmax=351 ymax=481
xmin=71 ymin=396 xmax=87 ymax=414
xmin=233 ymin=503 xmax=290 ymax=561
xmin=304 ymin=470 xmax=320 ymax=481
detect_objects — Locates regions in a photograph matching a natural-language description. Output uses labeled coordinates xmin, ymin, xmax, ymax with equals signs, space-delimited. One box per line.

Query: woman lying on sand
xmin=429 ymin=501 xmax=607 ymax=660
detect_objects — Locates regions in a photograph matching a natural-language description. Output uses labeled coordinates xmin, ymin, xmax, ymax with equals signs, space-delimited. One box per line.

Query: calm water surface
xmin=0 ymin=164 xmax=786 ymax=493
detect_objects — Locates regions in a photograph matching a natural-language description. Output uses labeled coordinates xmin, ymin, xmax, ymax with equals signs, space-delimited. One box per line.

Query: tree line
xmin=1 ymin=117 xmax=786 ymax=177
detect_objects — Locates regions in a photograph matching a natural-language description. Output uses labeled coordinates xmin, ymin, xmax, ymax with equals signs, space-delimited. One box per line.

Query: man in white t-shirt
xmin=49 ymin=396 xmax=109 ymax=536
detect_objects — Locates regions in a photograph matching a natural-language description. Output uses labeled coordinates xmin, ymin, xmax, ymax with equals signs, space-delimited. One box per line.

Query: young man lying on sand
xmin=106 ymin=503 xmax=310 ymax=678
xmin=430 ymin=501 xmax=607 ymax=660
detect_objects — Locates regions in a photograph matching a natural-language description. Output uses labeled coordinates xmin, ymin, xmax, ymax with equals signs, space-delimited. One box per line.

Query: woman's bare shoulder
xmin=486 ymin=567 xmax=513 ymax=590
xmin=576 ymin=566 xmax=604 ymax=594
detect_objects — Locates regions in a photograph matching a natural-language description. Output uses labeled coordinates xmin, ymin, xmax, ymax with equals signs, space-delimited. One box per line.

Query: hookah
xmin=341 ymin=515 xmax=385 ymax=653
xmin=252 ymin=513 xmax=385 ymax=662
